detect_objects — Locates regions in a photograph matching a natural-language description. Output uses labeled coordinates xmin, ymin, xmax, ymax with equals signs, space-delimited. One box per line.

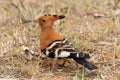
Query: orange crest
xmin=38 ymin=14 xmax=65 ymax=30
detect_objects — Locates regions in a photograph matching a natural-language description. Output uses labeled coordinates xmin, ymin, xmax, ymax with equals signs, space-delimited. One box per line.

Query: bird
xmin=37 ymin=14 xmax=97 ymax=70
xmin=22 ymin=14 xmax=97 ymax=70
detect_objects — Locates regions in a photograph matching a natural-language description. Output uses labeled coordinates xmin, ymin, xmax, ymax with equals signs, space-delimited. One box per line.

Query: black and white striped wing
xmin=41 ymin=38 xmax=90 ymax=59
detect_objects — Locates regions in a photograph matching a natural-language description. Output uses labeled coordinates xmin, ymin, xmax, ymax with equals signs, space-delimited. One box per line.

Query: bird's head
xmin=38 ymin=14 xmax=65 ymax=30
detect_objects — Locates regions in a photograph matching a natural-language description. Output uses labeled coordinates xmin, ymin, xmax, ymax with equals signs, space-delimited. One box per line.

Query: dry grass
xmin=0 ymin=0 xmax=120 ymax=80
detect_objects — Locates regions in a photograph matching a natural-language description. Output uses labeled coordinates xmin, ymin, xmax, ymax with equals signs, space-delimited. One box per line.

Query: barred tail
xmin=73 ymin=58 xmax=98 ymax=70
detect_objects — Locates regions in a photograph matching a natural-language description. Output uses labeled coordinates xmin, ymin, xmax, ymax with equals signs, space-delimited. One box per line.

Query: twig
xmin=10 ymin=0 xmax=20 ymax=12
xmin=19 ymin=0 xmax=25 ymax=10
xmin=94 ymin=61 xmax=120 ymax=65
xmin=22 ymin=19 xmax=38 ymax=23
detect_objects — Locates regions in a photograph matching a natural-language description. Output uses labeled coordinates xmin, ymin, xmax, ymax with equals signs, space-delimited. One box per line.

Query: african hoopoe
xmin=39 ymin=14 xmax=98 ymax=70
xmin=23 ymin=14 xmax=97 ymax=70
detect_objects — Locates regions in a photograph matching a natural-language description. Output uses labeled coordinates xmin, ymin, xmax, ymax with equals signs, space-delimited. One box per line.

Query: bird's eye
xmin=42 ymin=19 xmax=46 ymax=22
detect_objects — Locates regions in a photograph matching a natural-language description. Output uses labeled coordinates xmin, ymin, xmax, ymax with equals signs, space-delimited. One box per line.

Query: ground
xmin=0 ymin=0 xmax=120 ymax=80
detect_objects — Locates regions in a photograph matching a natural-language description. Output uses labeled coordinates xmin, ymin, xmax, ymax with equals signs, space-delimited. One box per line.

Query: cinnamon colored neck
xmin=40 ymin=27 xmax=63 ymax=50
xmin=40 ymin=26 xmax=54 ymax=31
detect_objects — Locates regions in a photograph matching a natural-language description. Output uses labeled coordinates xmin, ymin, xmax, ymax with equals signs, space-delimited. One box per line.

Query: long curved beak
xmin=53 ymin=15 xmax=65 ymax=20
xmin=58 ymin=15 xmax=65 ymax=19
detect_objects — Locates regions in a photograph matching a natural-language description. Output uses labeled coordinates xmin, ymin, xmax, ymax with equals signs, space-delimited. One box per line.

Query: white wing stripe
xmin=57 ymin=51 xmax=70 ymax=57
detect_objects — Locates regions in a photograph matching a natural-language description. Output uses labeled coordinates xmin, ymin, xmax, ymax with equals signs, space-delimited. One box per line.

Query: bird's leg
xmin=58 ymin=58 xmax=71 ymax=67
xmin=58 ymin=61 xmax=66 ymax=67
xmin=50 ymin=58 xmax=57 ymax=71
